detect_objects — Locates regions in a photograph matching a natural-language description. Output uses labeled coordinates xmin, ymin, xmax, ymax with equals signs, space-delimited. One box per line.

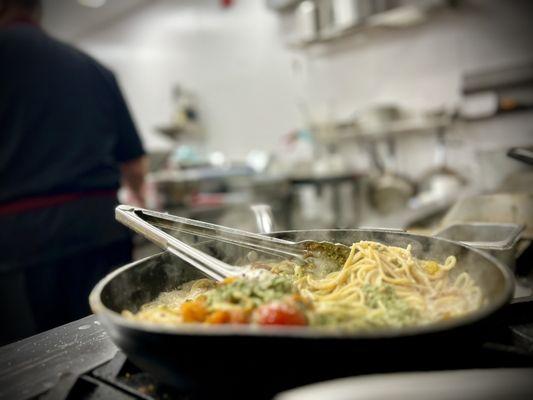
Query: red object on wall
xmin=221 ymin=0 xmax=233 ymax=8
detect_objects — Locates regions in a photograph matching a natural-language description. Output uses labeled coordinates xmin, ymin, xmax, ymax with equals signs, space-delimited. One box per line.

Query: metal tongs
xmin=115 ymin=205 xmax=350 ymax=281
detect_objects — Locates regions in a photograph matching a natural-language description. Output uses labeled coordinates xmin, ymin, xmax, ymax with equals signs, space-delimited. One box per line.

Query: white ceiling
xmin=41 ymin=0 xmax=151 ymax=42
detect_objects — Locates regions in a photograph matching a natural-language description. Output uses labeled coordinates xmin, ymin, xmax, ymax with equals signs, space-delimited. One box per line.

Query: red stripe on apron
xmin=0 ymin=190 xmax=117 ymax=216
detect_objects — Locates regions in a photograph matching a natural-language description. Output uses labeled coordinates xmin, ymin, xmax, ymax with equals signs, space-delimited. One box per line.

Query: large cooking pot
xmin=89 ymin=228 xmax=517 ymax=398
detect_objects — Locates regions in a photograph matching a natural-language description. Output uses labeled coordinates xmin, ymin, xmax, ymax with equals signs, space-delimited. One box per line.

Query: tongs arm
xmin=116 ymin=205 xmax=242 ymax=281
xmin=117 ymin=205 xmax=304 ymax=260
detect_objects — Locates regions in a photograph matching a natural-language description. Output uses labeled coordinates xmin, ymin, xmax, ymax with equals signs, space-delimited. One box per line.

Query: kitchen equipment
xmin=251 ymin=204 xmax=276 ymax=234
xmin=287 ymin=173 xmax=360 ymax=229
xmin=460 ymin=61 xmax=533 ymax=123
xmin=319 ymin=0 xmax=372 ymax=35
xmin=508 ymin=146 xmax=533 ymax=166
xmin=416 ymin=128 xmax=465 ymax=205
xmin=331 ymin=0 xmax=368 ymax=30
xmin=368 ymin=172 xmax=415 ymax=213
xmin=357 ymin=104 xmax=403 ymax=136
xmin=440 ymin=193 xmax=533 ymax=239
xmin=115 ymin=205 xmax=351 ymax=280
xmin=434 ymin=222 xmax=524 ymax=269
xmin=90 ymin=226 xmax=517 ymax=398
xmin=294 ymin=0 xmax=318 ymax=42
xmin=367 ymin=139 xmax=416 ymax=214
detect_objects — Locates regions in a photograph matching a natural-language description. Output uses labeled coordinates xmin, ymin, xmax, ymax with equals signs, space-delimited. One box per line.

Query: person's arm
xmin=120 ymin=156 xmax=148 ymax=207
xmin=105 ymin=71 xmax=147 ymax=205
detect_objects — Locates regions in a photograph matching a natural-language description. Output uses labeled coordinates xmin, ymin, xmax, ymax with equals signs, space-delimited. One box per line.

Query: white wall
xmin=71 ymin=0 xmax=532 ymax=181
xmin=76 ymin=0 xmax=301 ymax=155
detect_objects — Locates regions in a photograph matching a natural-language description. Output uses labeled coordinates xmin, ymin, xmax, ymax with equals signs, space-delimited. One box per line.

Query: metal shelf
xmin=318 ymin=116 xmax=451 ymax=142
xmin=462 ymin=62 xmax=533 ymax=95
xmin=286 ymin=1 xmax=449 ymax=49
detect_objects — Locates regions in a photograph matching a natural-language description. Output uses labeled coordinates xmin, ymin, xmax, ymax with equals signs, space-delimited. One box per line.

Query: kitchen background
xmin=41 ymin=0 xmax=533 ymax=252
xmin=2 ymin=2 xmax=533 ymax=398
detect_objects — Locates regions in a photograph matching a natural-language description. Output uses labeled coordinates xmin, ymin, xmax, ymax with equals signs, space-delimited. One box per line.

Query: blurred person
xmin=0 ymin=0 xmax=147 ymax=344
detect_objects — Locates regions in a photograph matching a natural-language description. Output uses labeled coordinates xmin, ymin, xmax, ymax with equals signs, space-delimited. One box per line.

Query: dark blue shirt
xmin=0 ymin=23 xmax=145 ymax=203
xmin=0 ymin=23 xmax=145 ymax=271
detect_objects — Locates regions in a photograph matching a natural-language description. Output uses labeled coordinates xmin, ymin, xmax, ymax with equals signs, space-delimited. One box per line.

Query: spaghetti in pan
xmin=123 ymin=240 xmax=484 ymax=331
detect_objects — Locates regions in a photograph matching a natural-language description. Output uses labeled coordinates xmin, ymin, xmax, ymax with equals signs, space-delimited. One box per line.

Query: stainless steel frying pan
xmin=89 ymin=216 xmax=516 ymax=398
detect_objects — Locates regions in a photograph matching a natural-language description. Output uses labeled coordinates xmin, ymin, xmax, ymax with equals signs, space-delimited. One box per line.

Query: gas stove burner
xmin=91 ymin=353 xmax=193 ymax=400
xmin=37 ymin=352 xmax=193 ymax=400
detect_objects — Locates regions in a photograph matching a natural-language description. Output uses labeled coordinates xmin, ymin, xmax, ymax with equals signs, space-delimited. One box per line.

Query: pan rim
xmin=89 ymin=229 xmax=515 ymax=340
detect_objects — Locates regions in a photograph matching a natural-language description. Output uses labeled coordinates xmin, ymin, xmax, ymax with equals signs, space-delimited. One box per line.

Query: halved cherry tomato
xmin=253 ymin=302 xmax=307 ymax=326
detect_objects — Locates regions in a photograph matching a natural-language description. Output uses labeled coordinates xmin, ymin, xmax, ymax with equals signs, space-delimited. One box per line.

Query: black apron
xmin=0 ymin=195 xmax=133 ymax=345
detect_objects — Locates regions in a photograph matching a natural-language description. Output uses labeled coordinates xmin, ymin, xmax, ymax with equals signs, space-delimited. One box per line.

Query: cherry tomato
xmin=254 ymin=302 xmax=307 ymax=326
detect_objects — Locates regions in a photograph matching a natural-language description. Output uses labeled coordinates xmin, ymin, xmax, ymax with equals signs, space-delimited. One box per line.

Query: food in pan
xmin=123 ymin=241 xmax=484 ymax=331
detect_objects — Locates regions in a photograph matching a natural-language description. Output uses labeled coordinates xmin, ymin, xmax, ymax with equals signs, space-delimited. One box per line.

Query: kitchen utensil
xmin=251 ymin=204 xmax=276 ymax=234
xmin=507 ymin=146 xmax=533 ymax=166
xmin=433 ymin=222 xmax=524 ymax=269
xmin=115 ymin=205 xmax=352 ymax=280
xmin=295 ymin=0 xmax=318 ymax=42
xmin=440 ymin=193 xmax=533 ymax=239
xmin=90 ymin=227 xmax=517 ymax=398
xmin=367 ymin=139 xmax=416 ymax=213
xmin=415 ymin=128 xmax=466 ymax=206
xmin=319 ymin=0 xmax=372 ymax=35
